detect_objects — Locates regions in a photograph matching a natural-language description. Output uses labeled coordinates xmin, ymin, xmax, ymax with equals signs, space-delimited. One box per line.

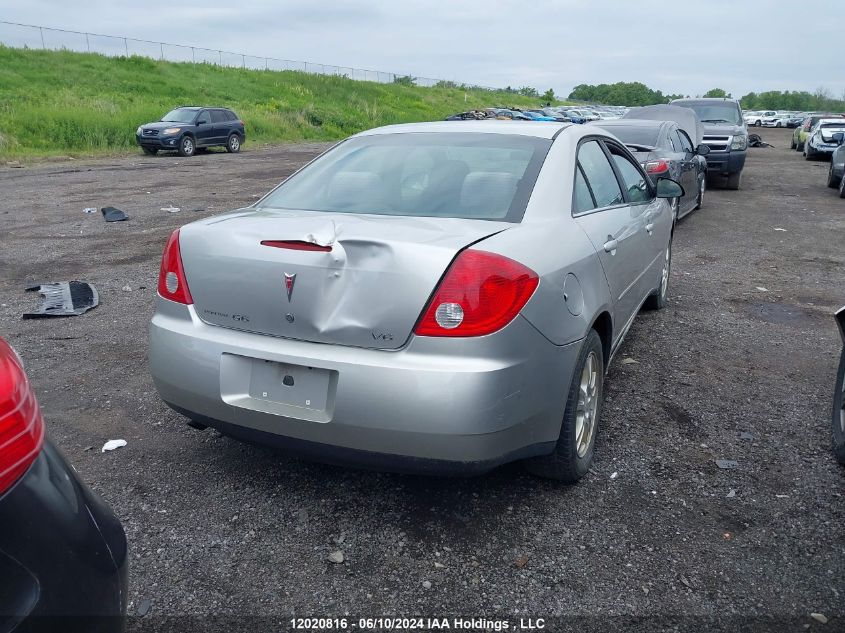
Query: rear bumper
xmin=0 ymin=440 xmax=127 ymax=632
xmin=149 ymin=298 xmax=579 ymax=473
xmin=807 ymin=142 xmax=839 ymax=156
xmin=704 ymin=150 xmax=745 ymax=176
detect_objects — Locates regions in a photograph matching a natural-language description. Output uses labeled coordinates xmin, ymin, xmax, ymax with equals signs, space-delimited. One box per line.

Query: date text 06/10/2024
xmin=289 ymin=618 xmax=547 ymax=630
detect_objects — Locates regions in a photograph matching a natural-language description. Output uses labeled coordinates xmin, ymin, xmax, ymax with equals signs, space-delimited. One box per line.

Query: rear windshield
xmin=161 ymin=108 xmax=197 ymax=123
xmin=678 ymin=103 xmax=741 ymax=125
xmin=602 ymin=126 xmax=660 ymax=148
xmin=258 ymin=133 xmax=552 ymax=222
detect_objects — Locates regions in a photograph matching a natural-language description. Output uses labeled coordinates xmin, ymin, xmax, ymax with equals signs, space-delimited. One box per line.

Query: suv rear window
xmin=258 ymin=133 xmax=552 ymax=222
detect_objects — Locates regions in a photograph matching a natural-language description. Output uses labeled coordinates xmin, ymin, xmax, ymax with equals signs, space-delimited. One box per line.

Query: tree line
xmin=567 ymin=82 xmax=845 ymax=112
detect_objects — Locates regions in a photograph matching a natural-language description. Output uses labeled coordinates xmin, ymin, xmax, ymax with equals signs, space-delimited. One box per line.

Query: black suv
xmin=136 ymin=106 xmax=246 ymax=157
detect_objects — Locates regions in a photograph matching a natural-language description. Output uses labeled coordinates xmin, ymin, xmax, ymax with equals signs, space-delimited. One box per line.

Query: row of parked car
xmin=786 ymin=114 xmax=845 ymax=196
xmin=445 ymin=105 xmax=627 ymax=124
xmin=744 ymin=110 xmax=810 ymax=128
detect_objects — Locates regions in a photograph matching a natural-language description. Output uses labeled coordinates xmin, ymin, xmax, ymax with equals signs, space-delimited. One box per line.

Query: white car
xmin=762 ymin=113 xmax=794 ymax=128
xmin=744 ymin=111 xmax=776 ymax=126
xmin=805 ymin=118 xmax=845 ymax=160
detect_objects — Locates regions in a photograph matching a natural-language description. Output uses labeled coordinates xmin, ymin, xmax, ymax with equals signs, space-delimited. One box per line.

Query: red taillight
xmin=157 ymin=229 xmax=193 ymax=304
xmin=415 ymin=250 xmax=539 ymax=337
xmin=644 ymin=159 xmax=670 ymax=174
xmin=0 ymin=339 xmax=45 ymax=495
xmin=261 ymin=240 xmax=332 ymax=252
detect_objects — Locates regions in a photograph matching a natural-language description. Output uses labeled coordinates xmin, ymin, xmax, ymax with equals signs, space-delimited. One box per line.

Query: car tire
xmin=142 ymin=147 xmax=158 ymax=155
xmin=839 ymin=174 xmax=845 ymax=199
xmin=177 ymin=135 xmax=196 ymax=157
xmin=524 ymin=329 xmax=604 ymax=483
xmin=644 ymin=237 xmax=672 ymax=311
xmin=805 ymin=148 xmax=815 ymax=161
xmin=755 ymin=120 xmax=761 ymax=127
xmin=833 ymin=348 xmax=845 ymax=465
xmin=694 ymin=175 xmax=705 ymax=210
xmin=725 ymin=171 xmax=742 ymax=190
xmin=828 ymin=165 xmax=840 ymax=188
xmin=226 ymin=133 xmax=241 ymax=153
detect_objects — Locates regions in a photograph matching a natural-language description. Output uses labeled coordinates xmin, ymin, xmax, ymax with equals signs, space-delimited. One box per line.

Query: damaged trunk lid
xmin=179 ymin=210 xmax=510 ymax=349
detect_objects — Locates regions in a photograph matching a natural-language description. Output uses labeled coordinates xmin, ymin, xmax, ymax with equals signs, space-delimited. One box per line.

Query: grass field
xmin=0 ymin=46 xmax=561 ymax=161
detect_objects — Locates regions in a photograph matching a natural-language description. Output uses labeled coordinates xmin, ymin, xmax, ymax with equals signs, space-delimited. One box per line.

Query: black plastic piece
xmin=22 ymin=282 xmax=99 ymax=319
xmin=101 ymin=207 xmax=128 ymax=222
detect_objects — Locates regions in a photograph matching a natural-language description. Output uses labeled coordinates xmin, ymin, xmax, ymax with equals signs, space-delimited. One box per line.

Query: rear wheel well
xmin=591 ymin=311 xmax=612 ymax=367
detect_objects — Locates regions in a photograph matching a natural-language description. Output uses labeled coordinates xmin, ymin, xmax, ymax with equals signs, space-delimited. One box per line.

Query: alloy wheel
xmin=575 ymin=352 xmax=599 ymax=458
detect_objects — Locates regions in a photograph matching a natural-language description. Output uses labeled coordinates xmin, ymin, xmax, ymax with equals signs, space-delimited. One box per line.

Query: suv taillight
xmin=157 ymin=229 xmax=193 ymax=304
xmin=0 ymin=339 xmax=45 ymax=495
xmin=415 ymin=250 xmax=539 ymax=337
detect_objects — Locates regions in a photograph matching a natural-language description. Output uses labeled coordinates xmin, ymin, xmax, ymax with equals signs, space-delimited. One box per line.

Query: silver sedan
xmin=149 ymin=121 xmax=682 ymax=482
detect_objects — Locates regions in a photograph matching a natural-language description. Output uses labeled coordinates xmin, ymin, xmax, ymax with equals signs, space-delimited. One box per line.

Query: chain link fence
xmin=0 ymin=20 xmax=494 ymax=90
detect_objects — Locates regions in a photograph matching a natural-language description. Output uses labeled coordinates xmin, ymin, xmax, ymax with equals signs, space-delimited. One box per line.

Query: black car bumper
xmin=704 ymin=150 xmax=746 ymax=176
xmin=0 ymin=440 xmax=128 ymax=633
xmin=136 ymin=134 xmax=181 ymax=150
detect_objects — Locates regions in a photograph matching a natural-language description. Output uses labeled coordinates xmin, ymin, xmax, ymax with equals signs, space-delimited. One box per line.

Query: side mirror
xmin=196 ymin=119 xmax=208 ymax=125
xmin=655 ymin=178 xmax=685 ymax=199
xmin=696 ymin=143 xmax=710 ymax=155
xmin=833 ymin=132 xmax=845 ymax=145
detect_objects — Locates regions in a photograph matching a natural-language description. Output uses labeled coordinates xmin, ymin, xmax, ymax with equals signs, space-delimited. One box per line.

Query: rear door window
xmin=676 ymin=130 xmax=695 ymax=153
xmin=576 ymin=140 xmax=624 ymax=210
xmin=211 ymin=110 xmax=228 ymax=124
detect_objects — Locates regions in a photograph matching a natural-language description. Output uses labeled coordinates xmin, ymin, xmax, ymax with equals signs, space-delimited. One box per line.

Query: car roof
xmin=355 ymin=120 xmax=572 ymax=139
xmin=174 ymin=106 xmax=233 ymax=111
xmin=590 ymin=119 xmax=667 ymax=129
xmin=672 ymin=98 xmax=738 ymax=105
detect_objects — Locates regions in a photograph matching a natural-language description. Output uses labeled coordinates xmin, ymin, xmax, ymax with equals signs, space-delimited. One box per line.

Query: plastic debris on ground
xmin=160 ymin=205 xmax=180 ymax=213
xmin=101 ymin=206 xmax=128 ymax=222
xmin=101 ymin=439 xmax=127 ymax=452
xmin=22 ymin=281 xmax=99 ymax=319
xmin=715 ymin=459 xmax=739 ymax=470
xmin=83 ymin=207 xmax=97 ymax=214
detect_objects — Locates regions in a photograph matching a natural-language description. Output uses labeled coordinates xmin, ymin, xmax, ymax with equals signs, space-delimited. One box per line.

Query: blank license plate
xmin=248 ymin=359 xmax=331 ymax=411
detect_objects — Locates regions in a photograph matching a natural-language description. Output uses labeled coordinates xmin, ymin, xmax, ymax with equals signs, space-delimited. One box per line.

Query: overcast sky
xmin=2 ymin=0 xmax=843 ymax=99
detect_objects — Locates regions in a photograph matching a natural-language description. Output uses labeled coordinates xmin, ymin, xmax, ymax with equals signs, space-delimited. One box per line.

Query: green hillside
xmin=0 ymin=46 xmax=560 ymax=160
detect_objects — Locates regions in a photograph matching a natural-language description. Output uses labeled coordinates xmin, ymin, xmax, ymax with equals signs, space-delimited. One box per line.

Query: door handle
xmin=645 ymin=223 xmax=655 ymax=234
xmin=603 ymin=239 xmax=618 ymax=253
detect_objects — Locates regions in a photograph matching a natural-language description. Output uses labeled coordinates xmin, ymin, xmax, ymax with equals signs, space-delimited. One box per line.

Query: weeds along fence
xmin=0 ymin=20 xmax=494 ymax=90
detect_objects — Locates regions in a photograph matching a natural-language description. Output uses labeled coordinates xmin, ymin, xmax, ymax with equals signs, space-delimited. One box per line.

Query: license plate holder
xmin=248 ymin=359 xmax=330 ymax=411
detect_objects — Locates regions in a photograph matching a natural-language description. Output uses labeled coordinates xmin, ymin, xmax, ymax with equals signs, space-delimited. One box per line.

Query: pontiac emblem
xmin=284 ymin=273 xmax=296 ymax=302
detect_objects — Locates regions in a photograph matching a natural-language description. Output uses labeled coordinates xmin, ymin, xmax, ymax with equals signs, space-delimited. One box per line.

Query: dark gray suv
xmin=670 ymin=98 xmax=747 ymax=189
xmin=136 ymin=106 xmax=246 ymax=157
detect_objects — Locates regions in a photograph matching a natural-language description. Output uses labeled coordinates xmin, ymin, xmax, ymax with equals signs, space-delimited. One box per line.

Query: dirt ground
xmin=1 ymin=127 xmax=843 ymax=632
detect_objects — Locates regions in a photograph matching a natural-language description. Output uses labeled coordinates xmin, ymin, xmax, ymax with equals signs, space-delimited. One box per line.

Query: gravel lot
xmin=1 ymin=128 xmax=843 ymax=631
